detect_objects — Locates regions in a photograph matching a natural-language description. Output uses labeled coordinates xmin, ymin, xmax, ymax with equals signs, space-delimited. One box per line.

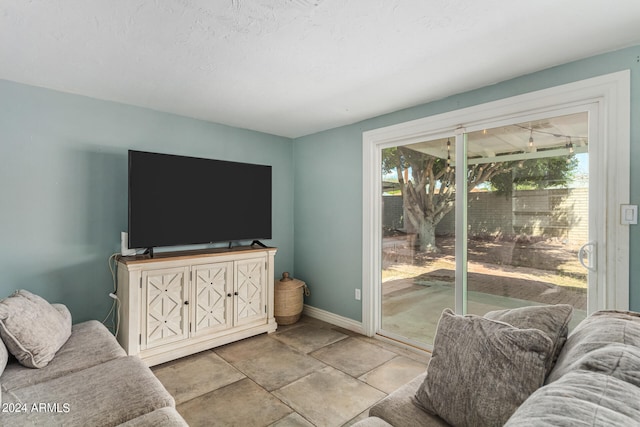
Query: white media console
xmin=116 ymin=246 xmax=277 ymax=366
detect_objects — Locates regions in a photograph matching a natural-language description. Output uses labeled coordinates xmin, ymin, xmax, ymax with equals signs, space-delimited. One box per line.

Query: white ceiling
xmin=2 ymin=1 xmax=640 ymax=138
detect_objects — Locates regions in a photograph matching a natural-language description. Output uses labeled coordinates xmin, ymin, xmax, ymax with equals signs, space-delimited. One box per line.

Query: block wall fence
xmin=383 ymin=187 xmax=588 ymax=244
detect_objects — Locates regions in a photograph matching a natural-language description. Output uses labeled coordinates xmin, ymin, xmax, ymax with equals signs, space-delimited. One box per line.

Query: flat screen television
xmin=128 ymin=150 xmax=272 ymax=252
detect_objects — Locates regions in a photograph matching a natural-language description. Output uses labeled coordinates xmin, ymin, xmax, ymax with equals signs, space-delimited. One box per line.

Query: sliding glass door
xmin=379 ymin=111 xmax=591 ymax=347
xmin=463 ymin=113 xmax=589 ymax=330
xmin=380 ymin=136 xmax=457 ymax=344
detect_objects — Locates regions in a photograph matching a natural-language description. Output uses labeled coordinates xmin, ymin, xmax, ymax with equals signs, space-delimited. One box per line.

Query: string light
xmin=565 ymin=137 xmax=574 ymax=163
xmin=516 ymin=124 xmax=586 ymax=153
xmin=528 ymin=129 xmax=537 ymax=152
xmin=568 ymin=141 xmax=574 ymax=154
xmin=528 ymin=130 xmax=534 ymax=148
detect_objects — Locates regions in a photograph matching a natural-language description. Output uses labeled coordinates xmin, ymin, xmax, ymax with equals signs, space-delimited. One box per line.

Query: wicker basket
xmin=274 ymin=272 xmax=309 ymax=325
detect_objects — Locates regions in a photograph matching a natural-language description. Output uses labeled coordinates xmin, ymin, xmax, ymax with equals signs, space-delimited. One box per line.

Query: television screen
xmin=128 ymin=150 xmax=272 ymax=249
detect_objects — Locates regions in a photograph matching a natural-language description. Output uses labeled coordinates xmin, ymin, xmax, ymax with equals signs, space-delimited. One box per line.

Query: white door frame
xmin=362 ymin=70 xmax=630 ymax=338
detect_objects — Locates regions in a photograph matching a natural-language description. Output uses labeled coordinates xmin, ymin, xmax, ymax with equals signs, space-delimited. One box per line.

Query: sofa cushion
xmin=369 ymin=372 xmax=449 ymax=427
xmin=0 ymin=290 xmax=72 ymax=368
xmin=1 ymin=320 xmax=126 ymax=391
xmin=485 ymin=304 xmax=572 ymax=373
xmin=563 ymin=343 xmax=640 ymax=387
xmin=547 ymin=310 xmax=640 ymax=383
xmin=505 ymin=370 xmax=640 ymax=426
xmin=2 ymin=356 xmax=175 ymax=426
xmin=414 ymin=309 xmax=553 ymax=427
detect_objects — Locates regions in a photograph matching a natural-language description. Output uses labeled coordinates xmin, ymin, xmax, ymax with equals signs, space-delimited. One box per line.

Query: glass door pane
xmin=380 ymin=136 xmax=456 ymax=346
xmin=464 ymin=112 xmax=588 ymax=328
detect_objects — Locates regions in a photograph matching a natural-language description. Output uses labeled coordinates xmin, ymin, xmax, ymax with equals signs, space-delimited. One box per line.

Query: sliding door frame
xmin=362 ymin=70 xmax=630 ymax=340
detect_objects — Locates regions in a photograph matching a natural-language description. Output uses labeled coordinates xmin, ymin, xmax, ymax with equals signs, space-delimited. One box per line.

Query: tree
xmin=382 ymin=145 xmax=578 ymax=252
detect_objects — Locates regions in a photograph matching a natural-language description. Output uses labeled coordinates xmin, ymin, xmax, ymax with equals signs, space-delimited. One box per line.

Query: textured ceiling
xmin=2 ymin=1 xmax=640 ymax=138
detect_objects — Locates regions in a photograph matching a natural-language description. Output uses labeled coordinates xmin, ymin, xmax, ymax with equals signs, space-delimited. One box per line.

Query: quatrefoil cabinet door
xmin=141 ymin=266 xmax=190 ymax=349
xmin=234 ymin=258 xmax=267 ymax=326
xmin=192 ymin=262 xmax=233 ymax=336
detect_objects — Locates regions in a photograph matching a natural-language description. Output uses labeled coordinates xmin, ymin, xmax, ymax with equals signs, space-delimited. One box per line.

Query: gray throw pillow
xmin=0 ymin=338 xmax=8 ymax=376
xmin=414 ymin=309 xmax=553 ymax=427
xmin=484 ymin=304 xmax=573 ymax=374
xmin=0 ymin=290 xmax=72 ymax=368
xmin=52 ymin=303 xmax=73 ymax=327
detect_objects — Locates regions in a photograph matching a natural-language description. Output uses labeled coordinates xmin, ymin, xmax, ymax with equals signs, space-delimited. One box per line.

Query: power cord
xmin=102 ymin=253 xmax=121 ymax=337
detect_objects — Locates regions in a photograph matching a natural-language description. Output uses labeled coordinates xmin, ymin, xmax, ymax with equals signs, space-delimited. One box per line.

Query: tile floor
xmin=152 ymin=316 xmax=431 ymax=427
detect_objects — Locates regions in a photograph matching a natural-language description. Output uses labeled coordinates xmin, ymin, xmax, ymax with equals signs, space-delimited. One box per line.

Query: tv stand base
xmin=251 ymin=240 xmax=268 ymax=248
xmin=143 ymin=247 xmax=155 ymax=258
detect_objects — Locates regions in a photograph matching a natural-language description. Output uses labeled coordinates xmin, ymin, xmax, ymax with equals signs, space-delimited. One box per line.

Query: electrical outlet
xmin=355 ymin=288 xmax=361 ymax=301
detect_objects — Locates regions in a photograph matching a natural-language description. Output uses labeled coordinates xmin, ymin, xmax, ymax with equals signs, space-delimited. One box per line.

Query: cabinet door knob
xmin=227 ymin=293 xmax=232 ymax=297
xmin=234 ymin=292 xmax=238 ymax=296
xmin=184 ymin=301 xmax=189 ymax=305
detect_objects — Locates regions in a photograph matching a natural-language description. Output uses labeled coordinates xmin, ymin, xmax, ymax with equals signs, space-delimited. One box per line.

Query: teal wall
xmin=0 ymin=80 xmax=294 ymax=323
xmin=293 ymin=45 xmax=640 ymax=321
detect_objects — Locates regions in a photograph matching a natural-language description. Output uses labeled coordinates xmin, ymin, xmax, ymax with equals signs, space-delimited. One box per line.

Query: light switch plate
xmin=621 ymin=205 xmax=638 ymax=225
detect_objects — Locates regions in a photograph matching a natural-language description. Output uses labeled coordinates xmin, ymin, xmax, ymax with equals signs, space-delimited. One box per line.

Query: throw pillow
xmin=0 ymin=290 xmax=72 ymax=368
xmin=0 ymin=338 xmax=8 ymax=376
xmin=484 ymin=304 xmax=573 ymax=373
xmin=52 ymin=303 xmax=73 ymax=329
xmin=414 ymin=309 xmax=553 ymax=427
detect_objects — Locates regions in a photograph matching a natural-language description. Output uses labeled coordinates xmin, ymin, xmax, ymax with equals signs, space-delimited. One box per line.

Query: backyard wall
xmin=384 ymin=187 xmax=588 ymax=243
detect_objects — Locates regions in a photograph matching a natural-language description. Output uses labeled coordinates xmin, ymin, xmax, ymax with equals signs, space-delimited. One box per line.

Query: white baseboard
xmin=302 ymin=304 xmax=365 ymax=335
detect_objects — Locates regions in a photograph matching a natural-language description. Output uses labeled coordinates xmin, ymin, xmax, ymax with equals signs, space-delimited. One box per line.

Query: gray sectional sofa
xmin=0 ymin=290 xmax=187 ymax=426
xmin=356 ymin=307 xmax=640 ymax=426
